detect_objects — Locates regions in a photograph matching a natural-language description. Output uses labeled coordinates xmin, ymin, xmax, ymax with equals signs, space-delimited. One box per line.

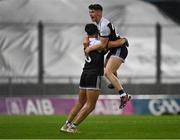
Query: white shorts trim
xmin=79 ymin=86 xmax=100 ymax=90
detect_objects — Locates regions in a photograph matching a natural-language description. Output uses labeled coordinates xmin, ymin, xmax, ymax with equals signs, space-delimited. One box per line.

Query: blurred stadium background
xmin=0 ymin=0 xmax=180 ymax=116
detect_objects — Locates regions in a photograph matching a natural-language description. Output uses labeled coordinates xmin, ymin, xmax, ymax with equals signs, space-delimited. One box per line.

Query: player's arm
xmin=84 ymin=37 xmax=109 ymax=54
xmin=83 ymin=36 xmax=89 ymax=50
xmin=108 ymin=38 xmax=129 ymax=48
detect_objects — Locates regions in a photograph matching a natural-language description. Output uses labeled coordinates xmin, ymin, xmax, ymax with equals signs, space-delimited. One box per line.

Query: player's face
xmin=89 ymin=9 xmax=101 ymax=23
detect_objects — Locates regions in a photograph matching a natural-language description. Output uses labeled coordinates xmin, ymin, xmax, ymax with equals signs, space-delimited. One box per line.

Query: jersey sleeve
xmin=89 ymin=40 xmax=101 ymax=47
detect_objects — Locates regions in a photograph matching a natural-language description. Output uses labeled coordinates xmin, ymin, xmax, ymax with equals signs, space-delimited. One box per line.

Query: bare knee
xmin=104 ymin=69 xmax=112 ymax=78
xmin=86 ymin=103 xmax=96 ymax=112
xmin=76 ymin=101 xmax=86 ymax=108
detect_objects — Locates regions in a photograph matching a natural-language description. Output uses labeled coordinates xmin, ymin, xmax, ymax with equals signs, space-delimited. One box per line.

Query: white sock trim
xmin=120 ymin=93 xmax=127 ymax=97
xmin=66 ymin=120 xmax=71 ymax=124
xmin=71 ymin=123 xmax=77 ymax=128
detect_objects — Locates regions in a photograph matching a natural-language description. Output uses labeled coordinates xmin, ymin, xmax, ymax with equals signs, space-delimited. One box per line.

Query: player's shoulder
xmin=89 ymin=38 xmax=101 ymax=46
xmin=92 ymin=40 xmax=101 ymax=45
xmin=101 ymin=17 xmax=110 ymax=27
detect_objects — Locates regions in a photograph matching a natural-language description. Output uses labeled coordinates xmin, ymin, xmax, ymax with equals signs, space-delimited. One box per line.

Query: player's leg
xmin=67 ymin=89 xmax=87 ymax=122
xmin=104 ymin=56 xmax=123 ymax=92
xmin=105 ymin=52 xmax=118 ymax=89
xmin=73 ymin=89 xmax=99 ymax=125
xmin=60 ymin=89 xmax=87 ymax=132
xmin=105 ymin=57 xmax=131 ymax=108
xmin=105 ymin=46 xmax=131 ymax=108
xmin=107 ymin=71 xmax=118 ymax=89
xmin=66 ymin=89 xmax=99 ymax=133
xmin=105 ymin=57 xmax=130 ymax=109
xmin=65 ymin=71 xmax=87 ymax=123
xmin=66 ymin=74 xmax=101 ymax=133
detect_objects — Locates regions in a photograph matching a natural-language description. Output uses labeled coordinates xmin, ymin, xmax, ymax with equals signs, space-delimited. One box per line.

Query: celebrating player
xmin=84 ymin=4 xmax=131 ymax=109
xmin=60 ymin=23 xmax=105 ymax=133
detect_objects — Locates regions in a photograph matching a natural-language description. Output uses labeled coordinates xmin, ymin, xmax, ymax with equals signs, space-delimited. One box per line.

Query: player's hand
xmin=123 ymin=38 xmax=129 ymax=47
xmin=83 ymin=36 xmax=89 ymax=50
xmin=84 ymin=47 xmax=91 ymax=55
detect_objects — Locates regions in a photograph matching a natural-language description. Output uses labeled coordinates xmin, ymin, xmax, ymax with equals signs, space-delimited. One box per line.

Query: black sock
xmin=66 ymin=120 xmax=71 ymax=124
xmin=119 ymin=89 xmax=124 ymax=95
xmin=72 ymin=123 xmax=77 ymax=128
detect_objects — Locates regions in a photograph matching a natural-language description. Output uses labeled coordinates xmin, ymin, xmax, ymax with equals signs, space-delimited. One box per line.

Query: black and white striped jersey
xmin=96 ymin=17 xmax=120 ymax=41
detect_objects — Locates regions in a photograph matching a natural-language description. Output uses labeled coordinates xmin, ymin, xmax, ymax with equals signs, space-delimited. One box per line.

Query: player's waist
xmin=83 ymin=68 xmax=103 ymax=75
xmin=109 ymin=44 xmax=128 ymax=51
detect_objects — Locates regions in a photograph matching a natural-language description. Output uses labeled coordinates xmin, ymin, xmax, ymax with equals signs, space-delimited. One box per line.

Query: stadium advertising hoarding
xmin=0 ymin=97 xmax=132 ymax=115
xmin=0 ymin=95 xmax=179 ymax=115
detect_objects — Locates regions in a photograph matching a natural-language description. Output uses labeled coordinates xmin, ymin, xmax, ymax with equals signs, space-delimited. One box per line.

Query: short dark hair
xmin=85 ymin=23 xmax=99 ymax=35
xmin=88 ymin=4 xmax=103 ymax=11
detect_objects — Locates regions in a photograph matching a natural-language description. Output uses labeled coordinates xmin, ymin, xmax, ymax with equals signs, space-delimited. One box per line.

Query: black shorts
xmin=79 ymin=71 xmax=102 ymax=90
xmin=106 ymin=45 xmax=128 ymax=62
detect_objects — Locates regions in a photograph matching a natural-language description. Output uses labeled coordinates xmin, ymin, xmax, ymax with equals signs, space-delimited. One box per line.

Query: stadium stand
xmin=1 ymin=0 xmax=180 ymax=117
xmin=0 ymin=0 xmax=180 ymax=84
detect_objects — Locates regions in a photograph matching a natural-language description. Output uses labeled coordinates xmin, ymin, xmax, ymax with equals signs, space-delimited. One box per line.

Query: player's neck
xmin=88 ymin=34 xmax=97 ymax=39
xmin=96 ymin=16 xmax=102 ymax=24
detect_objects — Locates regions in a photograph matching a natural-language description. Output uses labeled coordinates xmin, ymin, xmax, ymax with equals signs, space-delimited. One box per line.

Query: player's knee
xmin=104 ymin=69 xmax=112 ymax=78
xmin=86 ymin=103 xmax=96 ymax=112
xmin=76 ymin=101 xmax=86 ymax=108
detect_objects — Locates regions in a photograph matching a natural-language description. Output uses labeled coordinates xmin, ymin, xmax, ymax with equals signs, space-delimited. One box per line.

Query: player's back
xmin=83 ymin=38 xmax=104 ymax=75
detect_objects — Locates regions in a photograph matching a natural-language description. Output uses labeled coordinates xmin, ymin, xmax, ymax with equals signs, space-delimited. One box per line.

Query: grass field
xmin=0 ymin=115 xmax=180 ymax=139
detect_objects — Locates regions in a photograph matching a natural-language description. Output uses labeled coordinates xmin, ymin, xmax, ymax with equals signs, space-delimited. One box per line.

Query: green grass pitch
xmin=0 ymin=115 xmax=180 ymax=139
